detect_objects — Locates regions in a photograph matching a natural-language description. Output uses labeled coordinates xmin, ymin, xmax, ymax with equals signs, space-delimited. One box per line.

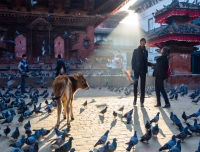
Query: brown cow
xmin=52 ymin=72 xmax=89 ymax=128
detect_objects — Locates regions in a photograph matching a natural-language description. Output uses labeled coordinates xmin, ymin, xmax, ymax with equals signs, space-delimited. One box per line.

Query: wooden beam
xmin=48 ymin=0 xmax=54 ymax=13
xmin=95 ymin=0 xmax=130 ymax=28
xmin=94 ymin=0 xmax=114 ymax=14
xmin=26 ymin=0 xmax=31 ymax=12
xmin=65 ymin=0 xmax=71 ymax=14
xmin=88 ymin=0 xmax=95 ymax=15
xmin=6 ymin=0 xmax=13 ymax=9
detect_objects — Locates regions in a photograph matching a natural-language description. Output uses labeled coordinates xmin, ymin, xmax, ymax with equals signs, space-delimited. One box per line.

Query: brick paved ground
xmin=0 ymin=87 xmax=199 ymax=152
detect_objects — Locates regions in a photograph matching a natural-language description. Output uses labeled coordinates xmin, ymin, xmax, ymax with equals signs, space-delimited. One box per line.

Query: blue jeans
xmin=21 ymin=75 xmax=26 ymax=92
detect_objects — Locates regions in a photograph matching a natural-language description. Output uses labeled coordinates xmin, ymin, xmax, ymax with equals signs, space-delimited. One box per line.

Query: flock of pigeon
xmin=0 ymin=72 xmax=200 ymax=152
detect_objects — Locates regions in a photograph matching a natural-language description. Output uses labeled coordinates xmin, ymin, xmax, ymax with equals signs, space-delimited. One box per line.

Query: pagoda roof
xmin=154 ymin=1 xmax=200 ymax=24
xmin=147 ymin=21 xmax=200 ymax=48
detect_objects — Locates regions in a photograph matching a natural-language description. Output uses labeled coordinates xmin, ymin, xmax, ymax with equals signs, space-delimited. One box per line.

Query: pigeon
xmin=169 ymin=140 xmax=181 ymax=152
xmin=43 ymin=92 xmax=49 ymax=98
xmin=108 ymin=138 xmax=117 ymax=152
xmin=51 ymin=132 xmax=67 ymax=149
xmin=4 ymin=126 xmax=11 ymax=137
xmin=25 ymin=135 xmax=37 ymax=145
xmin=159 ymin=135 xmax=176 ymax=151
xmin=9 ymin=135 xmax=25 ymax=148
xmin=34 ymin=103 xmax=43 ymax=115
xmin=94 ymin=130 xmax=109 ymax=147
xmin=175 ymin=127 xmax=188 ymax=142
xmin=11 ymin=148 xmax=22 ymax=152
xmin=173 ymin=115 xmax=182 ymax=127
xmin=70 ymin=148 xmax=76 ymax=152
xmin=10 ymin=106 xmax=16 ymax=115
xmin=150 ymin=112 xmax=160 ymax=124
xmin=11 ymin=127 xmax=20 ymax=141
xmin=25 ymin=127 xmax=32 ymax=137
xmin=1 ymin=113 xmax=14 ymax=124
xmin=15 ymin=30 xmax=20 ymax=35
xmin=31 ymin=0 xmax=37 ymax=6
xmin=189 ymin=109 xmax=200 ymax=118
xmin=182 ymin=111 xmax=189 ymax=122
xmin=122 ymin=109 xmax=133 ymax=118
xmin=24 ymin=120 xmax=31 ymax=130
xmin=33 ymin=128 xmax=50 ymax=137
xmin=170 ymin=112 xmax=174 ymax=124
xmin=194 ymin=119 xmax=200 ymax=131
xmin=96 ymin=141 xmax=109 ymax=152
xmin=100 ymin=107 xmax=107 ymax=116
xmin=118 ymin=106 xmax=124 ymax=113
xmin=127 ymin=112 xmax=132 ymax=124
xmin=18 ymin=114 xmax=24 ymax=124
xmin=47 ymin=14 xmax=51 ymax=19
xmin=186 ymin=122 xmax=197 ymax=133
xmin=126 ymin=131 xmax=138 ymax=151
xmin=140 ymin=129 xmax=152 ymax=143
xmin=54 ymin=127 xmax=70 ymax=137
xmin=145 ymin=120 xmax=151 ymax=130
xmin=82 ymin=100 xmax=87 ymax=107
xmin=113 ymin=111 xmax=117 ymax=119
xmin=55 ymin=137 xmax=74 ymax=152
xmin=63 ymin=31 xmax=68 ymax=37
xmin=24 ymin=142 xmax=39 ymax=152
xmin=177 ymin=123 xmax=192 ymax=136
xmin=151 ymin=124 xmax=159 ymax=137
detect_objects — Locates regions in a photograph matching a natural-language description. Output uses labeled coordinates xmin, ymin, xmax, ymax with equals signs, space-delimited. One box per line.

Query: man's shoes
xmin=133 ymin=100 xmax=137 ymax=105
xmin=140 ymin=103 xmax=144 ymax=107
xmin=162 ymin=104 xmax=171 ymax=108
xmin=154 ymin=104 xmax=161 ymax=107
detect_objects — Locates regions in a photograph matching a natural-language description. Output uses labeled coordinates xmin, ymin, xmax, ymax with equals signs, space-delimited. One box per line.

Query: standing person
xmin=55 ymin=54 xmax=66 ymax=77
xmin=131 ymin=38 xmax=150 ymax=107
xmin=153 ymin=46 xmax=170 ymax=108
xmin=18 ymin=54 xmax=29 ymax=93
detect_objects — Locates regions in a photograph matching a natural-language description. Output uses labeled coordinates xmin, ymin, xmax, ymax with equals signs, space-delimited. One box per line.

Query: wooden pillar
xmin=88 ymin=0 xmax=95 ymax=15
xmin=48 ymin=0 xmax=54 ymax=13
xmin=65 ymin=0 xmax=71 ymax=14
xmin=26 ymin=0 xmax=31 ymax=12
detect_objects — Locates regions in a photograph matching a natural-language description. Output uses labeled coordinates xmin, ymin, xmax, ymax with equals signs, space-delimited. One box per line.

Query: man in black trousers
xmin=131 ymin=38 xmax=150 ymax=107
xmin=55 ymin=54 xmax=67 ymax=77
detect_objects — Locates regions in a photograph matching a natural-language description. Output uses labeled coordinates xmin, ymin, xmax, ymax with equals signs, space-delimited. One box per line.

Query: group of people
xmin=18 ymin=38 xmax=170 ymax=108
xmin=131 ymin=38 xmax=170 ymax=108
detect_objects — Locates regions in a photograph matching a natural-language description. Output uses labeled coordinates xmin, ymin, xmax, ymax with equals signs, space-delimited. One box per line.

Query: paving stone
xmin=0 ymin=88 xmax=199 ymax=152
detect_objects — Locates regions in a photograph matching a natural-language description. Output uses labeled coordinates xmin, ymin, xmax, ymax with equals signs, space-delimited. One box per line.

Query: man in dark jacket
xmin=131 ymin=38 xmax=150 ymax=107
xmin=55 ymin=54 xmax=67 ymax=77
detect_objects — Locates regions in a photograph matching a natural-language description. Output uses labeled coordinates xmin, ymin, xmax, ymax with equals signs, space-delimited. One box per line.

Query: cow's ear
xmin=73 ymin=74 xmax=78 ymax=80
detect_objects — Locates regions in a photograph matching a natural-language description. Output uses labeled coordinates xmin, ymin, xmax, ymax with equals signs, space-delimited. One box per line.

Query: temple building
xmin=0 ymin=0 xmax=130 ymax=63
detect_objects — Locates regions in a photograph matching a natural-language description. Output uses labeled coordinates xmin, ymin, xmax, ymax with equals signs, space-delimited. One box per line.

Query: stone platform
xmin=0 ymin=87 xmax=199 ymax=152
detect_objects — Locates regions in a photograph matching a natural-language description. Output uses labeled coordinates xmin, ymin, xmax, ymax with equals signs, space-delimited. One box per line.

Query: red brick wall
xmin=72 ymin=26 xmax=94 ymax=59
xmin=168 ymin=75 xmax=200 ymax=88
xmin=170 ymin=52 xmax=191 ymax=74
